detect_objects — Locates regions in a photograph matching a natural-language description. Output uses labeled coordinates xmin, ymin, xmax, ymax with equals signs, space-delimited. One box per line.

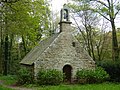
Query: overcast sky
xmin=50 ymin=0 xmax=120 ymax=28
xmin=50 ymin=0 xmax=69 ymax=13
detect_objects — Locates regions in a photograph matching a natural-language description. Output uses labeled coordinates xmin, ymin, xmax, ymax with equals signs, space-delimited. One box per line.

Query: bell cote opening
xmin=59 ymin=4 xmax=72 ymax=32
xmin=60 ymin=4 xmax=70 ymax=22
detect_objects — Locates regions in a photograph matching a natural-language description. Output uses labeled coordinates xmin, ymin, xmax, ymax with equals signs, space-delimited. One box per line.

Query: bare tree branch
xmin=90 ymin=8 xmax=111 ymax=21
xmin=91 ymin=0 xmax=109 ymax=8
xmin=115 ymin=9 xmax=120 ymax=18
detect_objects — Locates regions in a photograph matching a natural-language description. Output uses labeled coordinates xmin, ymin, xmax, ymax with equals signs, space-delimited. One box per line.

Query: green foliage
xmin=17 ymin=67 xmax=33 ymax=85
xmin=76 ymin=67 xmax=109 ymax=84
xmin=69 ymin=0 xmax=111 ymax=61
xmin=71 ymin=0 xmax=120 ymax=61
xmin=0 ymin=75 xmax=16 ymax=85
xmin=0 ymin=0 xmax=51 ymax=75
xmin=37 ymin=69 xmax=64 ymax=85
xmin=97 ymin=60 xmax=120 ymax=82
xmin=1 ymin=76 xmax=120 ymax=90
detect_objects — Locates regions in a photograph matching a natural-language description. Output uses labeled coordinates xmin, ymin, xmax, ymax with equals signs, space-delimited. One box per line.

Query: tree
xmin=90 ymin=0 xmax=120 ymax=60
xmin=0 ymin=0 xmax=51 ymax=75
xmin=71 ymin=0 xmax=120 ymax=60
xmin=69 ymin=0 xmax=110 ymax=61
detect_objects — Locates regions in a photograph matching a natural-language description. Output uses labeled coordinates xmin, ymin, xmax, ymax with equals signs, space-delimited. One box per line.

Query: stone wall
xmin=34 ymin=22 xmax=95 ymax=78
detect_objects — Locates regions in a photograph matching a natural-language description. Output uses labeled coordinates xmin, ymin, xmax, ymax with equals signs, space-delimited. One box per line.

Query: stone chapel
xmin=20 ymin=4 xmax=95 ymax=82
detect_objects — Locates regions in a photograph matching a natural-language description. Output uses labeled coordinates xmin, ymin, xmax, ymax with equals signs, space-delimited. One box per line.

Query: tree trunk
xmin=22 ymin=35 xmax=27 ymax=54
xmin=3 ymin=35 xmax=9 ymax=75
xmin=110 ymin=18 xmax=119 ymax=60
xmin=85 ymin=26 xmax=91 ymax=56
xmin=0 ymin=37 xmax=3 ymax=74
xmin=89 ymin=26 xmax=96 ymax=61
xmin=0 ymin=7 xmax=4 ymax=74
xmin=8 ymin=35 xmax=13 ymax=74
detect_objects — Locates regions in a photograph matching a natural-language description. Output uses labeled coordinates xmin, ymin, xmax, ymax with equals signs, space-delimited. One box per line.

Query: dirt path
xmin=8 ymin=86 xmax=34 ymax=90
xmin=0 ymin=80 xmax=34 ymax=90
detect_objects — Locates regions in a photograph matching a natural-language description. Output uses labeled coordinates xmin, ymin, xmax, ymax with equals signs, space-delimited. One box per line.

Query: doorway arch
xmin=63 ymin=65 xmax=72 ymax=82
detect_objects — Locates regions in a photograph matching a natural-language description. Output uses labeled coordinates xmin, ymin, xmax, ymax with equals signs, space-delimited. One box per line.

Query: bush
xmin=76 ymin=67 xmax=109 ymax=84
xmin=37 ymin=69 xmax=64 ymax=85
xmin=17 ymin=67 xmax=33 ymax=85
xmin=97 ymin=60 xmax=120 ymax=82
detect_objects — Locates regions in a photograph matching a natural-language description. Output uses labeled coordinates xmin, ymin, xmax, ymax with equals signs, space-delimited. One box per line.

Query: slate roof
xmin=20 ymin=34 xmax=59 ymax=65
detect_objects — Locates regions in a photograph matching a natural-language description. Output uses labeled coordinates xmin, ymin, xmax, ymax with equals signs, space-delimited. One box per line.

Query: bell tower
xmin=60 ymin=4 xmax=70 ymax=22
xmin=59 ymin=4 xmax=72 ymax=32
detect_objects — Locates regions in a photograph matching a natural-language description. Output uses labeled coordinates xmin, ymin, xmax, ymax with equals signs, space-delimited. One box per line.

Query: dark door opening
xmin=63 ymin=65 xmax=72 ymax=82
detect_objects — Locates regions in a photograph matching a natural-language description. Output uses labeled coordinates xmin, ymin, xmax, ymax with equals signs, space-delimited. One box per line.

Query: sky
xmin=50 ymin=0 xmax=120 ymax=28
xmin=50 ymin=0 xmax=69 ymax=13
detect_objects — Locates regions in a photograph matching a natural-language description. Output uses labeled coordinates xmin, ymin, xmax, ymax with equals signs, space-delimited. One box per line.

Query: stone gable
xmin=20 ymin=5 xmax=95 ymax=81
xmin=33 ymin=22 xmax=95 ymax=78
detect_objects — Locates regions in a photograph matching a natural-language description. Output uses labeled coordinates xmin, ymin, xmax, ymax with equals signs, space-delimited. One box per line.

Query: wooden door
xmin=63 ymin=65 xmax=72 ymax=82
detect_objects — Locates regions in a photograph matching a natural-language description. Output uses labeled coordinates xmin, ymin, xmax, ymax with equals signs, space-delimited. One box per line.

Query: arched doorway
xmin=63 ymin=65 xmax=72 ymax=82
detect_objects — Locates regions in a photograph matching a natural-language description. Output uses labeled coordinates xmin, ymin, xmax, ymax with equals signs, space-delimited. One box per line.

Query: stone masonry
xmin=33 ymin=21 xmax=95 ymax=78
xmin=20 ymin=5 xmax=95 ymax=81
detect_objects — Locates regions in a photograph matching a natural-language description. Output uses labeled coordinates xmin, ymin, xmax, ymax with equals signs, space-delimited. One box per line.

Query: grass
xmin=0 ymin=85 xmax=14 ymax=90
xmin=0 ymin=75 xmax=15 ymax=90
xmin=1 ymin=75 xmax=120 ymax=90
xmin=24 ymin=83 xmax=120 ymax=90
xmin=0 ymin=75 xmax=16 ymax=85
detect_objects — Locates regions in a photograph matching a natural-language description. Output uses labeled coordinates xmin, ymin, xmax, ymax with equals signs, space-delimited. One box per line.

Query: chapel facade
xmin=20 ymin=4 xmax=95 ymax=82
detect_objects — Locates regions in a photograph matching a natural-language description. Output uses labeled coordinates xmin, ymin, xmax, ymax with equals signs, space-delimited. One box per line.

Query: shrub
xmin=76 ymin=67 xmax=109 ymax=84
xmin=17 ymin=67 xmax=33 ymax=85
xmin=37 ymin=69 xmax=64 ymax=85
xmin=97 ymin=60 xmax=120 ymax=82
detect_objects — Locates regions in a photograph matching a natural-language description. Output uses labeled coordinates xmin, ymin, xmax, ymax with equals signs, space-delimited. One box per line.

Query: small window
xmin=72 ymin=42 xmax=75 ymax=47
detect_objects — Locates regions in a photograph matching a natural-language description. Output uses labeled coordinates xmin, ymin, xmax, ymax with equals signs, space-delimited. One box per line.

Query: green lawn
xmin=0 ymin=75 xmax=16 ymax=85
xmin=0 ymin=75 xmax=120 ymax=90
xmin=30 ymin=83 xmax=120 ymax=90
